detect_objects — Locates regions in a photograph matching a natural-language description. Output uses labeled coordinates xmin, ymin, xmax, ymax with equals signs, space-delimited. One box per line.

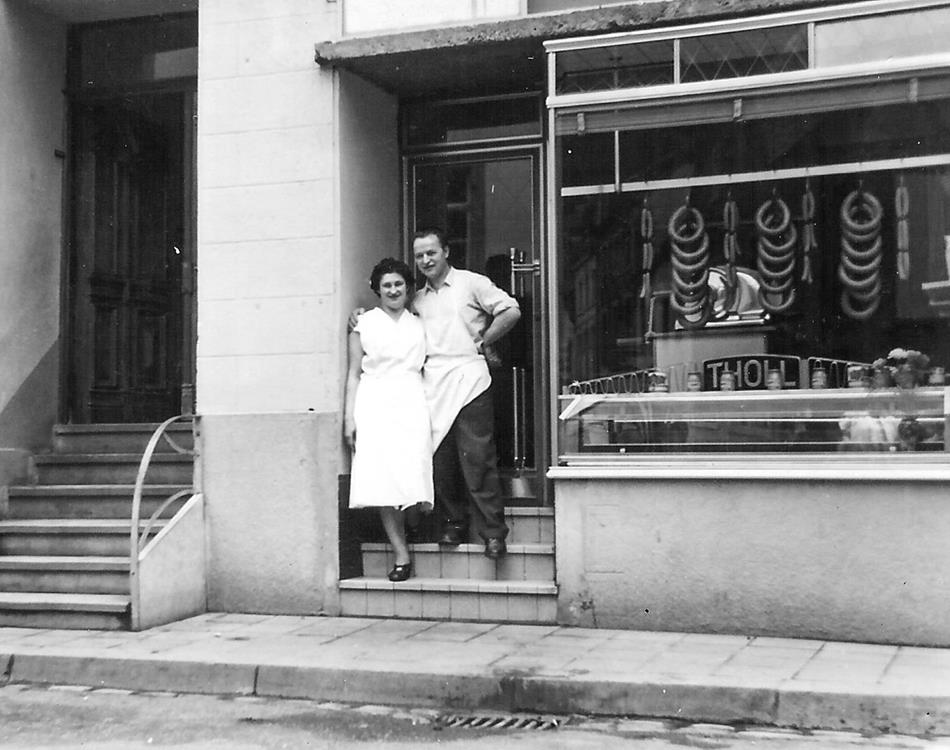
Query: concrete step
xmin=0 ymin=591 xmax=129 ymax=630
xmin=6 ymin=485 xmax=191 ymax=520
xmin=0 ymin=555 xmax=129 ymax=594
xmin=0 ymin=519 xmax=165 ymax=556
xmin=505 ymin=507 xmax=553 ymax=545
xmin=339 ymin=577 xmax=557 ymax=623
xmin=362 ymin=542 xmax=554 ymax=582
xmin=33 ymin=453 xmax=193 ymax=485
xmin=52 ymin=422 xmax=194 ymax=455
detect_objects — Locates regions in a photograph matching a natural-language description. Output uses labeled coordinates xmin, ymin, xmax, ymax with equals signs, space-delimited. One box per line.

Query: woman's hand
xmin=343 ymin=416 xmax=357 ymax=450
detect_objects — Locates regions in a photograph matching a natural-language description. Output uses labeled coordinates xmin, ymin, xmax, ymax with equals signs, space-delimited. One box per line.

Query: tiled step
xmin=506 ymin=507 xmax=553 ymax=545
xmin=6 ymin=485 xmax=191 ymax=520
xmin=33 ymin=453 xmax=193 ymax=485
xmin=339 ymin=577 xmax=557 ymax=623
xmin=0 ymin=519 xmax=165 ymax=556
xmin=362 ymin=543 xmax=554 ymax=581
xmin=0 ymin=591 xmax=129 ymax=630
xmin=0 ymin=556 xmax=129 ymax=594
xmin=52 ymin=422 xmax=194 ymax=455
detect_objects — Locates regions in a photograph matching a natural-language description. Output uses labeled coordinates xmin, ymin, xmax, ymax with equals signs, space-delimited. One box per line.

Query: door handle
xmin=509 ymin=247 xmax=540 ymax=298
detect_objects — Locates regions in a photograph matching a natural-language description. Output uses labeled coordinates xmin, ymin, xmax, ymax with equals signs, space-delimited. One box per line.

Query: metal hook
xmin=684 ymin=190 xmax=691 ymax=208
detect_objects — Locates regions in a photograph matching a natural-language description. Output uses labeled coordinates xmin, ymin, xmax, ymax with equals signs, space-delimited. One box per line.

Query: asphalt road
xmin=1 ymin=683 xmax=947 ymax=750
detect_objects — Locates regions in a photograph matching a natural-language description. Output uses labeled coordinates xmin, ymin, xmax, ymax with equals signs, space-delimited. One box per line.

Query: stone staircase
xmin=339 ymin=505 xmax=557 ymax=623
xmin=0 ymin=423 xmax=194 ymax=630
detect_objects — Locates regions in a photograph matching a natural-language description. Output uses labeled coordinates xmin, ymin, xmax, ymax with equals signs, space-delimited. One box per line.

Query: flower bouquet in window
xmin=871 ymin=348 xmax=931 ymax=390
xmin=869 ymin=349 xmax=934 ymax=450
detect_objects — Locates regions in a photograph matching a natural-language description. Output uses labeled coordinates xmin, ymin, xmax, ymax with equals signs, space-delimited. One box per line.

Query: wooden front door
xmin=67 ymin=93 xmax=192 ymax=424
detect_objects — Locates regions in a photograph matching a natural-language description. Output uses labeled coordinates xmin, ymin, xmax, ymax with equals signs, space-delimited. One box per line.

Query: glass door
xmin=408 ymin=149 xmax=547 ymax=504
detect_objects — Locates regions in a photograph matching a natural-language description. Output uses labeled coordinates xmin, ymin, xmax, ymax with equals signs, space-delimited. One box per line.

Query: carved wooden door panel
xmin=69 ymin=95 xmax=185 ymax=423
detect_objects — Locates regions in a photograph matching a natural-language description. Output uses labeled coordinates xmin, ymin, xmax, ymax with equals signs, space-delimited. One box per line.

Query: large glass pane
xmin=680 ymin=25 xmax=807 ymax=83
xmin=404 ymin=96 xmax=541 ymax=147
xmin=70 ymin=15 xmax=197 ymax=92
xmin=555 ymin=41 xmax=673 ymax=95
xmin=561 ymin=132 xmax=614 ymax=188
xmin=815 ymin=8 xmax=950 ymax=68
xmin=556 ymin=99 xmax=950 ymax=456
xmin=619 ymin=100 xmax=950 ymax=184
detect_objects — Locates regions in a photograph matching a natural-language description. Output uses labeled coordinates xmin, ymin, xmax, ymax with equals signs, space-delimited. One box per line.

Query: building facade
xmin=2 ymin=0 xmax=949 ymax=644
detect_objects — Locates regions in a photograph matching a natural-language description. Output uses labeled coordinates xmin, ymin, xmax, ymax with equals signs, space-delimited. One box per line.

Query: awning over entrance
xmin=313 ymin=0 xmax=838 ymax=98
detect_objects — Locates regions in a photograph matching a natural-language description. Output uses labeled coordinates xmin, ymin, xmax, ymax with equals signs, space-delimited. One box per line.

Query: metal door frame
xmin=403 ymin=143 xmax=551 ymax=504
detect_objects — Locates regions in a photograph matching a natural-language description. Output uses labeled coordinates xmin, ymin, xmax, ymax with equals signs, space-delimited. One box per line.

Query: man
xmin=411 ymin=229 xmax=521 ymax=560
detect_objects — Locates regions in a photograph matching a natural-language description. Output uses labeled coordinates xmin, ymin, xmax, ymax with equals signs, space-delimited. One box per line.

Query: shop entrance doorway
xmin=66 ymin=92 xmax=196 ymax=423
xmin=408 ymin=149 xmax=547 ymax=504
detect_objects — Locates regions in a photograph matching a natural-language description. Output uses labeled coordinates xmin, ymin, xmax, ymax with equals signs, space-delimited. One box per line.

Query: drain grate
xmin=436 ymin=712 xmax=566 ymax=731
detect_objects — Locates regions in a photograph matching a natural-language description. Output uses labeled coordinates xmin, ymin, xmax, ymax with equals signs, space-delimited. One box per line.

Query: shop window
xmin=561 ymin=132 xmax=614 ymax=189
xmin=680 ymin=26 xmax=808 ymax=84
xmin=556 ymin=97 xmax=950 ymax=457
xmin=555 ymin=41 xmax=673 ymax=95
xmin=814 ymin=7 xmax=950 ymax=68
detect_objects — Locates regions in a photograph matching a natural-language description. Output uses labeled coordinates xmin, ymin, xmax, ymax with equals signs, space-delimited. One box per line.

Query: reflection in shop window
xmin=556 ymin=98 xmax=950 ymax=456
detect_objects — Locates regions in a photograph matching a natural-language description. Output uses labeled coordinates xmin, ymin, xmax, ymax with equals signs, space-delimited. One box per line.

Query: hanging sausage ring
xmin=800 ymin=182 xmax=817 ymax=284
xmin=755 ymin=193 xmax=798 ymax=314
xmin=895 ymin=177 xmax=910 ymax=280
xmin=668 ymin=200 xmax=712 ymax=330
xmin=839 ymin=187 xmax=883 ymax=320
xmin=721 ymin=195 xmax=740 ymax=313
xmin=638 ymin=200 xmax=654 ymax=301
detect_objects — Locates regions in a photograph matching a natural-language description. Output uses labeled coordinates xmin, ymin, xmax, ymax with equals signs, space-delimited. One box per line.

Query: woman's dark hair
xmin=369 ymin=257 xmax=414 ymax=296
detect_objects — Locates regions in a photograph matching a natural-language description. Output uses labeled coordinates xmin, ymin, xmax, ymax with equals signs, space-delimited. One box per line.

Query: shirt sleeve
xmin=471 ymin=273 xmax=520 ymax=316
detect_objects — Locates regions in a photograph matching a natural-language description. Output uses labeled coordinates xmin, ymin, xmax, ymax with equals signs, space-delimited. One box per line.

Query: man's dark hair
xmin=411 ymin=227 xmax=448 ymax=250
xmin=369 ymin=257 xmax=414 ymax=296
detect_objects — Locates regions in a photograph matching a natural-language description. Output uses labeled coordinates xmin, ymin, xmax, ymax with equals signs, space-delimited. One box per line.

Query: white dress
xmin=349 ymin=307 xmax=434 ymax=511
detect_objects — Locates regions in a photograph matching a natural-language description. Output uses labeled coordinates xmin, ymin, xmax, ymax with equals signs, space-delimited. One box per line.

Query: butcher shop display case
xmin=558 ymin=385 xmax=950 ymax=459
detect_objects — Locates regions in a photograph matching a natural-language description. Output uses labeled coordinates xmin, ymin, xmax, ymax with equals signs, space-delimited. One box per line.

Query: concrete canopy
xmin=21 ymin=0 xmax=196 ymax=23
xmin=314 ymin=0 xmax=850 ymax=98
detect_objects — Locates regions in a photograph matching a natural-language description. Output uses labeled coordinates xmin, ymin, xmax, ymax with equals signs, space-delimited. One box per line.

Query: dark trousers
xmin=433 ymin=388 xmax=508 ymax=541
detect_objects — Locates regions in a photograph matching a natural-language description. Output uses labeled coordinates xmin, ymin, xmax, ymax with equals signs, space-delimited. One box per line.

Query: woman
xmin=344 ymin=258 xmax=433 ymax=582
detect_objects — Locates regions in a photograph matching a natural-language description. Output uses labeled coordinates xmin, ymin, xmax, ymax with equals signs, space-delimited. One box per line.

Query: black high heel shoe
xmin=388 ymin=562 xmax=412 ymax=582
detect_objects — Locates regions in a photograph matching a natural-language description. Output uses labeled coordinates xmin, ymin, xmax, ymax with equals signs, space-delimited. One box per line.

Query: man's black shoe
xmin=438 ymin=526 xmax=465 ymax=546
xmin=484 ymin=537 xmax=507 ymax=560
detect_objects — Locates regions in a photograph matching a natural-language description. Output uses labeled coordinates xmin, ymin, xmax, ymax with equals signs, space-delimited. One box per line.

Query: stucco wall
xmin=197 ymin=0 xmax=340 ymax=417
xmin=197 ymin=1 xmax=400 ymax=611
xmin=197 ymin=1 xmax=345 ymax=611
xmin=201 ymin=413 xmax=339 ymax=614
xmin=338 ymin=70 xmax=399 ymax=325
xmin=555 ymin=477 xmax=950 ymax=646
xmin=0 ymin=2 xmax=65 ymax=454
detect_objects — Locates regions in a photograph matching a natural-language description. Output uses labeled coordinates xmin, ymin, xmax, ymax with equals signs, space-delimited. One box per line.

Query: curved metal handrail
xmin=129 ymin=416 xmax=197 ymax=597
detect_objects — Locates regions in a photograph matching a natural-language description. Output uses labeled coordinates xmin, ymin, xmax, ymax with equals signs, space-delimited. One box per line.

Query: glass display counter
xmin=558 ymin=387 xmax=950 ymax=458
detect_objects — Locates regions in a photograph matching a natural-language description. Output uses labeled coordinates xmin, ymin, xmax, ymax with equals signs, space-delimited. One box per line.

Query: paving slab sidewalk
xmin=0 ymin=614 xmax=948 ymax=736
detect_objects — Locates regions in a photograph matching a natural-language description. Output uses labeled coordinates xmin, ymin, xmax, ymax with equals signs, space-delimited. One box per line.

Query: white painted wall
xmin=197 ymin=0 xmax=340 ymax=416
xmin=338 ymin=70 xmax=400 ymax=323
xmin=343 ymin=0 xmax=521 ymax=35
xmin=0 ymin=2 xmax=65 ymax=455
xmin=197 ymin=0 xmax=346 ymax=614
